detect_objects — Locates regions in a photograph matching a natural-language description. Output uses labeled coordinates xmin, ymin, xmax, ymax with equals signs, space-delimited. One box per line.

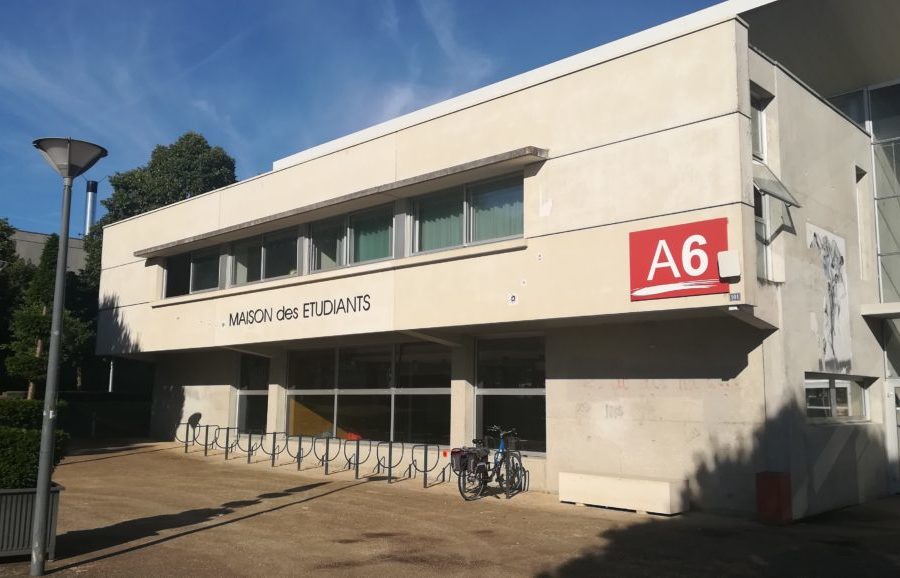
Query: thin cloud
xmin=416 ymin=0 xmax=494 ymax=86
xmin=378 ymin=0 xmax=400 ymax=38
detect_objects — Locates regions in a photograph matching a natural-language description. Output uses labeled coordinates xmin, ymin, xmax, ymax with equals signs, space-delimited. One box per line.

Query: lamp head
xmin=33 ymin=137 xmax=107 ymax=180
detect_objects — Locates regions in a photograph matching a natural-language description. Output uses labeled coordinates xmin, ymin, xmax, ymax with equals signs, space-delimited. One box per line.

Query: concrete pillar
xmin=450 ymin=337 xmax=475 ymax=447
xmin=267 ymin=350 xmax=287 ymax=433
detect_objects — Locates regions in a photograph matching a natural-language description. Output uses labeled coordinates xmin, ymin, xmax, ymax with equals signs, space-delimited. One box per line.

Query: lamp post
xmin=30 ymin=138 xmax=106 ymax=576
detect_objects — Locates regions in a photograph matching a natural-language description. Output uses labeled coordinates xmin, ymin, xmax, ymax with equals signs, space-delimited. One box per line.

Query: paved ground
xmin=2 ymin=440 xmax=900 ymax=577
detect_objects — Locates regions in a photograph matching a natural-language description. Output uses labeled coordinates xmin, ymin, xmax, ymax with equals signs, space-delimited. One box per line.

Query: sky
xmin=0 ymin=0 xmax=719 ymax=237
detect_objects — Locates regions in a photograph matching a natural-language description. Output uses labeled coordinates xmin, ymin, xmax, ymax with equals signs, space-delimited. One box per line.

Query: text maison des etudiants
xmin=227 ymin=294 xmax=371 ymax=327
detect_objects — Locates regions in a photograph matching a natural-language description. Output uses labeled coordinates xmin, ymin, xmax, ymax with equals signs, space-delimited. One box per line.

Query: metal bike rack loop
xmin=411 ymin=444 xmax=450 ymax=488
xmin=284 ymin=435 xmax=315 ymax=471
xmin=342 ymin=438 xmax=373 ymax=479
xmin=312 ymin=433 xmax=342 ymax=475
xmin=376 ymin=441 xmax=406 ymax=483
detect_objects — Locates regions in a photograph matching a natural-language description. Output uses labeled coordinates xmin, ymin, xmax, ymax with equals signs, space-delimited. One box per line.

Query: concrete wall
xmin=150 ymin=350 xmax=240 ymax=439
xmin=747 ymin=51 xmax=886 ymax=517
xmin=545 ymin=317 xmax=768 ymax=514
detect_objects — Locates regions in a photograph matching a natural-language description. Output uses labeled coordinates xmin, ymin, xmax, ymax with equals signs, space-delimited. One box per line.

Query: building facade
xmin=97 ymin=0 xmax=900 ymax=519
xmin=12 ymin=229 xmax=85 ymax=272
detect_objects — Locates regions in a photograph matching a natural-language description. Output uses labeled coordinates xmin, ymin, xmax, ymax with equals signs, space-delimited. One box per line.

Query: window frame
xmin=751 ymin=92 xmax=768 ymax=162
xmin=284 ymin=344 xmax=452 ymax=445
xmin=163 ymin=253 xmax=192 ymax=298
xmin=412 ymin=173 xmax=524 ymax=255
xmin=473 ymin=336 xmax=546 ymax=456
xmin=262 ymin=227 xmax=301 ymax=281
xmin=348 ymin=205 xmax=395 ymax=265
xmin=308 ymin=216 xmax=347 ymax=273
xmin=188 ymin=247 xmax=222 ymax=294
xmin=754 ymin=185 xmax=770 ymax=281
xmin=803 ymin=374 xmax=870 ymax=423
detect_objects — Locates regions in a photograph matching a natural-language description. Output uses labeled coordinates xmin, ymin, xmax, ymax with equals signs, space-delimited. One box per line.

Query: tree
xmin=4 ymin=236 xmax=90 ymax=398
xmin=83 ymin=132 xmax=237 ymax=288
xmin=0 ymin=219 xmax=34 ymax=391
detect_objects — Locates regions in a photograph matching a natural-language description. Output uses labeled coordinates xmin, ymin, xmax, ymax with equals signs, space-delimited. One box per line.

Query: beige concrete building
xmin=97 ymin=0 xmax=900 ymax=519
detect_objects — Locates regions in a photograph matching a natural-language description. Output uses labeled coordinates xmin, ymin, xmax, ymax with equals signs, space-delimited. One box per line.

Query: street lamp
xmin=29 ymin=138 xmax=106 ymax=576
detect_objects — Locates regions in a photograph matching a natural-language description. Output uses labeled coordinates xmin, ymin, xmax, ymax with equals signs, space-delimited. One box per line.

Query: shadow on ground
xmin=54 ymin=480 xmax=333 ymax=561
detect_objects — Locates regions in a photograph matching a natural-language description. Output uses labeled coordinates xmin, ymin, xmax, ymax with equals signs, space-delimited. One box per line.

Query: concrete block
xmin=559 ymin=472 xmax=686 ymax=515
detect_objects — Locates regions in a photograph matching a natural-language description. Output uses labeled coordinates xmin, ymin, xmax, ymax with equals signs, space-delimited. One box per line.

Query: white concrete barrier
xmin=558 ymin=472 xmax=686 ymax=515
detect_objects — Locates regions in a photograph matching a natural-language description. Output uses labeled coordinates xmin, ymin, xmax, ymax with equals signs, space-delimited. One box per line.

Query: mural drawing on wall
xmin=807 ymin=223 xmax=851 ymax=372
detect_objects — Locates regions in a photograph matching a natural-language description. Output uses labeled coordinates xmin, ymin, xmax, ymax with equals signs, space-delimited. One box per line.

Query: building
xmin=97 ymin=0 xmax=900 ymax=519
xmin=12 ymin=229 xmax=85 ymax=272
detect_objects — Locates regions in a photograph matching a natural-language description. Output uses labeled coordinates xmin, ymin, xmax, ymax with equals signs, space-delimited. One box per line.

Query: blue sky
xmin=0 ymin=0 xmax=719 ymax=236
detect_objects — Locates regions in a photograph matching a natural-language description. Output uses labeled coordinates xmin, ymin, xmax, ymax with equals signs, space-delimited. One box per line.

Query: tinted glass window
xmin=165 ymin=254 xmax=190 ymax=297
xmin=191 ymin=251 xmax=220 ymax=292
xmin=264 ymin=230 xmax=297 ymax=279
xmin=477 ymin=338 xmax=545 ymax=389
xmin=871 ymin=83 xmax=900 ymax=141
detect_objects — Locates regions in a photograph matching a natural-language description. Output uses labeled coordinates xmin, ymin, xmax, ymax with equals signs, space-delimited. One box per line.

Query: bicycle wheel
xmin=501 ymin=452 xmax=524 ymax=498
xmin=458 ymin=466 xmax=487 ymax=501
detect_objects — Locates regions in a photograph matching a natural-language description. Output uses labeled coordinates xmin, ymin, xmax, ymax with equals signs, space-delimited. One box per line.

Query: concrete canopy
xmin=741 ymin=0 xmax=900 ymax=96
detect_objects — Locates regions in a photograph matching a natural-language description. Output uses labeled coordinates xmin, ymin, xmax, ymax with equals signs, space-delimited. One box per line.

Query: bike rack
xmin=342 ymin=438 xmax=373 ymax=479
xmin=175 ymin=423 xmax=474 ymax=494
xmin=234 ymin=431 xmax=264 ymax=463
xmin=311 ymin=433 xmax=342 ymax=475
xmin=283 ymin=435 xmax=316 ymax=470
xmin=257 ymin=432 xmax=289 ymax=467
xmin=215 ymin=427 xmax=240 ymax=460
xmin=410 ymin=444 xmax=451 ymax=488
xmin=375 ymin=441 xmax=408 ymax=483
xmin=175 ymin=421 xmax=200 ymax=453
xmin=197 ymin=424 xmax=222 ymax=457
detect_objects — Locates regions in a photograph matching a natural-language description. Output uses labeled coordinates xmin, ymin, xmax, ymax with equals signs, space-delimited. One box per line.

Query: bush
xmin=0 ymin=398 xmax=66 ymax=429
xmin=0 ymin=427 xmax=68 ymax=488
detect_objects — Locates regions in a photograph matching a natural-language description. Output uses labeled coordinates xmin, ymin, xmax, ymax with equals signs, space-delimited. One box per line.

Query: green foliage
xmin=0 ymin=398 xmax=68 ymax=430
xmin=4 ymin=235 xmax=92 ymax=388
xmin=0 ymin=219 xmax=35 ymax=390
xmin=0 ymin=427 xmax=68 ymax=489
xmin=82 ymin=132 xmax=236 ymax=289
xmin=0 ymin=217 xmax=15 ymax=264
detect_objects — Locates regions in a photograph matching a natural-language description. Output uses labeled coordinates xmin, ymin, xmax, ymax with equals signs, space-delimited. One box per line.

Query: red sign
xmin=629 ymin=218 xmax=729 ymax=301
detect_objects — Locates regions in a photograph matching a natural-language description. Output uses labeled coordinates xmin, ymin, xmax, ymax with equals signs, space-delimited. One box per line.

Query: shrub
xmin=0 ymin=427 xmax=68 ymax=488
xmin=0 ymin=398 xmax=66 ymax=430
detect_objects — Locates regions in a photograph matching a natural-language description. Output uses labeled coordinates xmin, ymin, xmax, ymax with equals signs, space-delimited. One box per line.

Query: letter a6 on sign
xmin=629 ymin=218 xmax=729 ymax=301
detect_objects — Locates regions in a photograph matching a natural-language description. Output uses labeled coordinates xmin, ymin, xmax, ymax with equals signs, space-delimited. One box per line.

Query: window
xmin=350 ymin=207 xmax=393 ymax=263
xmin=829 ymin=90 xmax=867 ymax=128
xmin=469 ymin=176 xmax=524 ymax=243
xmin=416 ymin=189 xmax=464 ymax=252
xmin=164 ymin=254 xmax=191 ymax=297
xmin=263 ymin=229 xmax=298 ymax=279
xmin=871 ymin=83 xmax=900 ymax=142
xmin=310 ymin=217 xmax=345 ymax=272
xmin=236 ymin=354 xmax=269 ymax=435
xmin=190 ymin=249 xmax=221 ymax=292
xmin=232 ymin=237 xmax=262 ymax=285
xmin=476 ymin=337 xmax=546 ymax=452
xmin=804 ymin=375 xmax=868 ymax=421
xmin=286 ymin=343 xmax=451 ymax=445
xmin=754 ymin=187 xmax=768 ymax=280
xmin=751 ymin=94 xmax=767 ymax=160
xmin=414 ymin=174 xmax=523 ymax=253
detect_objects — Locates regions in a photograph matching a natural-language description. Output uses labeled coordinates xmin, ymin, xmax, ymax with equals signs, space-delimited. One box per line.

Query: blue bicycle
xmin=452 ymin=425 xmax=524 ymax=500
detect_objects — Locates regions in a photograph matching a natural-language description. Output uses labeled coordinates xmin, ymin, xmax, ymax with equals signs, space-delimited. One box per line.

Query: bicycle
xmin=451 ymin=425 xmax=524 ymax=501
